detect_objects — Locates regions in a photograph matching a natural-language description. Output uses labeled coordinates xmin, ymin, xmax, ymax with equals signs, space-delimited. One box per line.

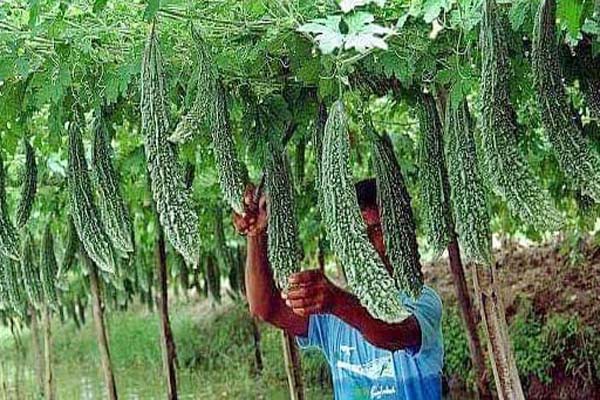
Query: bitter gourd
xmin=369 ymin=123 xmax=423 ymax=299
xmin=1 ymin=256 xmax=25 ymax=315
xmin=20 ymin=231 xmax=43 ymax=307
xmin=169 ymin=30 xmax=215 ymax=145
xmin=141 ymin=24 xmax=200 ymax=266
xmin=168 ymin=29 xmax=246 ymax=214
xmin=0 ymin=152 xmax=20 ymax=261
xmin=416 ymin=92 xmax=453 ymax=259
xmin=59 ymin=215 xmax=79 ymax=277
xmin=16 ymin=138 xmax=37 ymax=228
xmin=445 ymin=99 xmax=492 ymax=265
xmin=68 ymin=114 xmax=116 ymax=274
xmin=312 ymin=101 xmax=327 ymax=212
xmin=321 ymin=100 xmax=410 ymax=323
xmin=92 ymin=109 xmax=134 ymax=254
xmin=479 ymin=0 xmax=561 ymax=231
xmin=41 ymin=223 xmax=59 ymax=307
xmin=265 ymin=138 xmax=301 ymax=290
xmin=532 ymin=0 xmax=600 ymax=203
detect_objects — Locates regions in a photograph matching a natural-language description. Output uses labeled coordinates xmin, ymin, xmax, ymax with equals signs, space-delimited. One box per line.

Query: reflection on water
xmin=0 ymin=359 xmax=302 ymax=399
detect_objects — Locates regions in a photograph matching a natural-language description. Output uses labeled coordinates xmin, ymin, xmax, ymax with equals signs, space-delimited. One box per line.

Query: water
xmin=0 ymin=359 xmax=328 ymax=399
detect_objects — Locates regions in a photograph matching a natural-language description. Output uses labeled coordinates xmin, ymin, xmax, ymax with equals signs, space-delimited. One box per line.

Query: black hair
xmin=355 ymin=178 xmax=377 ymax=210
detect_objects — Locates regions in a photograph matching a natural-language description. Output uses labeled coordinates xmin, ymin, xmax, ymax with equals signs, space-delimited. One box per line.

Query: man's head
xmin=356 ymin=179 xmax=386 ymax=259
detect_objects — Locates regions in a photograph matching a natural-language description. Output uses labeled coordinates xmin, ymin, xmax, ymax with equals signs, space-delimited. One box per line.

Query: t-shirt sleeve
xmin=295 ymin=314 xmax=338 ymax=360
xmin=402 ymin=286 xmax=443 ymax=357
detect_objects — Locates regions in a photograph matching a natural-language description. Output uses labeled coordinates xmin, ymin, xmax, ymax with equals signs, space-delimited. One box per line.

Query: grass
xmin=0 ymin=299 xmax=332 ymax=399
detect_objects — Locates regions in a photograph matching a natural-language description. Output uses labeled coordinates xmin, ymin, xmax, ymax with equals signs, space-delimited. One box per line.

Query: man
xmin=233 ymin=179 xmax=443 ymax=400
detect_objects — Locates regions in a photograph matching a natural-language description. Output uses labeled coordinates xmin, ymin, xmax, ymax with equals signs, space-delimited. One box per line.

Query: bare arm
xmin=234 ymin=188 xmax=308 ymax=337
xmin=285 ymin=271 xmax=421 ymax=351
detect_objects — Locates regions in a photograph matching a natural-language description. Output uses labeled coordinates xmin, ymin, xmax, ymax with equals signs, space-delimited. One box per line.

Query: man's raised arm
xmin=233 ymin=187 xmax=308 ymax=337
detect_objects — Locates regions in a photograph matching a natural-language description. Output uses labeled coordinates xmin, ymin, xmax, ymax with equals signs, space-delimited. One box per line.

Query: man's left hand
xmin=282 ymin=270 xmax=337 ymax=317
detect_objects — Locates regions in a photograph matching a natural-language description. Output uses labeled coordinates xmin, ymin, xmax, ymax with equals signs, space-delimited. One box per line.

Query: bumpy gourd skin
xmin=479 ymin=0 xmax=561 ymax=231
xmin=370 ymin=127 xmax=423 ymax=299
xmin=141 ymin=25 xmax=199 ymax=267
xmin=169 ymin=31 xmax=246 ymax=214
xmin=16 ymin=138 xmax=37 ymax=228
xmin=532 ymin=0 xmax=600 ymax=203
xmin=20 ymin=231 xmax=44 ymax=308
xmin=1 ymin=256 xmax=25 ymax=316
xmin=0 ymin=152 xmax=20 ymax=261
xmin=265 ymin=138 xmax=301 ymax=290
xmin=92 ymin=111 xmax=134 ymax=254
xmin=67 ymin=115 xmax=116 ymax=274
xmin=445 ymin=100 xmax=492 ymax=265
xmin=321 ymin=100 xmax=410 ymax=323
xmin=41 ymin=224 xmax=59 ymax=308
xmin=416 ymin=92 xmax=453 ymax=259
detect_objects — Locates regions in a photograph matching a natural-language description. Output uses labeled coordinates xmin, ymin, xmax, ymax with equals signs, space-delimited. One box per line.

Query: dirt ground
xmin=425 ymin=237 xmax=600 ymax=329
xmin=424 ymin=236 xmax=600 ymax=399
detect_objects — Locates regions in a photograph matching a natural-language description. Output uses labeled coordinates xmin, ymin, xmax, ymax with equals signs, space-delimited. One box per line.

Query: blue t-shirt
xmin=296 ymin=286 xmax=443 ymax=400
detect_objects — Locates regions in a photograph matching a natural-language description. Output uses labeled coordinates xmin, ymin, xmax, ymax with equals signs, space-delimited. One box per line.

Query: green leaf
xmin=339 ymin=0 xmax=386 ymax=13
xmin=582 ymin=17 xmax=600 ymax=35
xmin=28 ymin=0 xmax=40 ymax=28
xmin=557 ymin=0 xmax=584 ymax=43
xmin=143 ymin=0 xmax=160 ymax=21
xmin=509 ymin=0 xmax=529 ymax=31
xmin=298 ymin=16 xmax=344 ymax=54
xmin=93 ymin=0 xmax=109 ymax=14
xmin=422 ymin=0 xmax=451 ymax=24
xmin=344 ymin=12 xmax=393 ymax=52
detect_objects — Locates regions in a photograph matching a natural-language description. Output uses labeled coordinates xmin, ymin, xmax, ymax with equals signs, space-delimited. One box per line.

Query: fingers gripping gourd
xmin=141 ymin=24 xmax=200 ymax=266
xmin=369 ymin=126 xmax=423 ymax=299
xmin=479 ymin=0 xmax=561 ymax=231
xmin=532 ymin=0 xmax=600 ymax=203
xmin=321 ymin=100 xmax=410 ymax=323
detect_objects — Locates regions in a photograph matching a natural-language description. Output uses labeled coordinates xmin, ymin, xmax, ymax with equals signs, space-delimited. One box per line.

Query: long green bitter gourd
xmin=20 ymin=231 xmax=43 ymax=307
xmin=321 ymin=100 xmax=410 ymax=323
xmin=16 ymin=138 xmax=37 ymax=228
xmin=445 ymin=99 xmax=493 ymax=265
xmin=59 ymin=215 xmax=78 ymax=277
xmin=532 ymin=0 xmax=600 ymax=203
xmin=416 ymin=92 xmax=453 ymax=259
xmin=92 ymin=109 xmax=134 ymax=254
xmin=479 ymin=0 xmax=561 ymax=231
xmin=265 ymin=138 xmax=301 ymax=290
xmin=41 ymin=223 xmax=59 ymax=308
xmin=369 ymin=124 xmax=423 ymax=299
xmin=312 ymin=102 xmax=328 ymax=213
xmin=0 ymin=261 xmax=8 ymax=310
xmin=68 ymin=114 xmax=116 ymax=273
xmin=141 ymin=24 xmax=200 ymax=266
xmin=169 ymin=30 xmax=215 ymax=144
xmin=169 ymin=29 xmax=246 ymax=214
xmin=0 ymin=152 xmax=20 ymax=261
xmin=1 ymin=256 xmax=25 ymax=315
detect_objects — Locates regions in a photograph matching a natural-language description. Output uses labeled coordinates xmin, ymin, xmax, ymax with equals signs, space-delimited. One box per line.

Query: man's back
xmin=297 ymin=286 xmax=444 ymax=400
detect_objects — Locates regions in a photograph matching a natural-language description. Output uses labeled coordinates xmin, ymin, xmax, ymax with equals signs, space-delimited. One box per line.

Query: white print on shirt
xmin=370 ymin=384 xmax=397 ymax=399
xmin=340 ymin=345 xmax=355 ymax=356
xmin=335 ymin=355 xmax=395 ymax=380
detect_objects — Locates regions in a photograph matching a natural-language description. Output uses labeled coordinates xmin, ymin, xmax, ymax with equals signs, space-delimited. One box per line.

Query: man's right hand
xmin=233 ymin=185 xmax=268 ymax=237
